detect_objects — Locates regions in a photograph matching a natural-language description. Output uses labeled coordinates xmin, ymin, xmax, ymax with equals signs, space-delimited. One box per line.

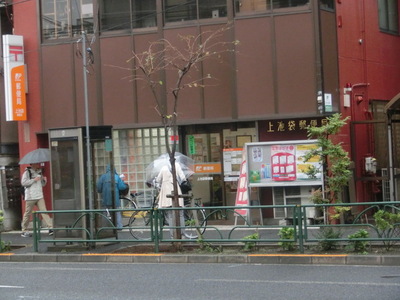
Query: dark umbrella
xmin=19 ymin=148 xmax=51 ymax=165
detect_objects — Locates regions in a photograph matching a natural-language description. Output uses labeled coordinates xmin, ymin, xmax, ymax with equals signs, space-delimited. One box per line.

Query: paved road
xmin=0 ymin=262 xmax=399 ymax=299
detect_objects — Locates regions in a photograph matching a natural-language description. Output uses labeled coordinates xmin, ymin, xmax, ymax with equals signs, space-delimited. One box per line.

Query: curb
xmin=0 ymin=252 xmax=399 ymax=265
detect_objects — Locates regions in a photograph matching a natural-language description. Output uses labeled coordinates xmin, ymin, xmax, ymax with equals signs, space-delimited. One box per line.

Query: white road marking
xmin=0 ymin=285 xmax=24 ymax=288
xmin=196 ymin=279 xmax=400 ymax=287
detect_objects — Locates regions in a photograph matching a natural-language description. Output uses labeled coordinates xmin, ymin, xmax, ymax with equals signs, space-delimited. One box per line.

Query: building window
xmin=100 ymin=0 xmax=157 ymax=32
xmin=41 ymin=0 xmax=94 ymax=40
xmin=235 ymin=0 xmax=309 ymax=14
xmin=164 ymin=0 xmax=227 ymax=23
xmin=378 ymin=0 xmax=399 ymax=34
xmin=273 ymin=186 xmax=318 ymax=219
xmin=319 ymin=0 xmax=334 ymax=10
xmin=112 ymin=128 xmax=167 ymax=199
xmin=235 ymin=0 xmax=270 ymax=13
xmin=272 ymin=0 xmax=309 ymax=8
xmin=100 ymin=0 xmax=131 ymax=31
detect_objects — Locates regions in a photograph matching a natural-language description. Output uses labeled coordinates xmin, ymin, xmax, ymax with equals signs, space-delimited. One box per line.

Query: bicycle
xmin=120 ymin=192 xmax=141 ymax=227
xmin=127 ymin=191 xmax=207 ymax=240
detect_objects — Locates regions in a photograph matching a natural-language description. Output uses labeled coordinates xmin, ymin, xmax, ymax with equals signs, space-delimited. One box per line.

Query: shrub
xmin=0 ymin=210 xmax=10 ymax=253
xmin=315 ymin=227 xmax=342 ymax=251
xmin=278 ymin=227 xmax=295 ymax=251
xmin=347 ymin=229 xmax=369 ymax=253
xmin=0 ymin=210 xmax=3 ymax=228
xmin=373 ymin=210 xmax=400 ymax=251
xmin=242 ymin=233 xmax=259 ymax=251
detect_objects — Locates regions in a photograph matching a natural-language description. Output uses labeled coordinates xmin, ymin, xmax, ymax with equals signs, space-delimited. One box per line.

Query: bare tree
xmin=127 ymin=25 xmax=238 ymax=240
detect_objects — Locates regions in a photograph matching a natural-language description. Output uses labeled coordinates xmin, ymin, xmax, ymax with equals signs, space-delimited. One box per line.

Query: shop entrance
xmin=183 ymin=122 xmax=257 ymax=223
xmin=186 ymin=133 xmax=223 ymax=208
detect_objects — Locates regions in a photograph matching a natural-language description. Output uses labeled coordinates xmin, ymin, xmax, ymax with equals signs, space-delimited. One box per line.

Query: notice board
xmin=245 ymin=140 xmax=323 ymax=187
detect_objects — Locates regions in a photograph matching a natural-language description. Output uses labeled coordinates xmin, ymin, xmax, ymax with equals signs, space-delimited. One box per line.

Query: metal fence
xmin=32 ymin=201 xmax=400 ymax=253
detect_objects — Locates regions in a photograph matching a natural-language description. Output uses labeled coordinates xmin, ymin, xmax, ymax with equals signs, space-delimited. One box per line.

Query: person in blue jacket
xmin=96 ymin=165 xmax=128 ymax=229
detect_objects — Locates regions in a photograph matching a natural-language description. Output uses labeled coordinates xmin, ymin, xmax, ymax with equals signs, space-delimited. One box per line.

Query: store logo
xmin=9 ymin=45 xmax=23 ymax=62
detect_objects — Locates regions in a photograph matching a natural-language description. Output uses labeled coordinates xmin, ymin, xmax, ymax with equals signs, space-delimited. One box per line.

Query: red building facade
xmin=336 ymin=0 xmax=400 ymax=203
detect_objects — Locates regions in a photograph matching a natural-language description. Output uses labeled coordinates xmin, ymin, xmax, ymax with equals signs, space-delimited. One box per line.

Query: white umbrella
xmin=19 ymin=148 xmax=51 ymax=165
xmin=145 ymin=152 xmax=194 ymax=183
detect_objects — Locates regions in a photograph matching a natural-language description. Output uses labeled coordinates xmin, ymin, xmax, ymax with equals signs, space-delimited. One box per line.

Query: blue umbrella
xmin=19 ymin=148 xmax=51 ymax=165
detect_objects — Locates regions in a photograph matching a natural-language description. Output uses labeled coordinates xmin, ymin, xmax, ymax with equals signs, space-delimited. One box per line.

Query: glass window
xmin=272 ymin=0 xmax=309 ymax=9
xmin=100 ymin=0 xmax=131 ymax=31
xmin=100 ymin=0 xmax=156 ymax=32
xmin=41 ymin=0 xmax=94 ymax=40
xmin=165 ymin=0 xmax=197 ymax=22
xmin=132 ymin=0 xmax=157 ymax=28
xmin=378 ymin=0 xmax=399 ymax=34
xmin=235 ymin=0 xmax=310 ymax=15
xmin=112 ymin=128 xmax=167 ymax=195
xmin=274 ymin=187 xmax=301 ymax=219
xmin=199 ymin=0 xmax=227 ymax=19
xmin=319 ymin=0 xmax=334 ymax=10
xmin=165 ymin=0 xmax=227 ymax=23
xmin=235 ymin=0 xmax=270 ymax=14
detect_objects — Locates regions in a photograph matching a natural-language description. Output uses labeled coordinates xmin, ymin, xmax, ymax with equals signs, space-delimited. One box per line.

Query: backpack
xmin=119 ymin=183 xmax=129 ymax=197
xmin=20 ymin=168 xmax=32 ymax=198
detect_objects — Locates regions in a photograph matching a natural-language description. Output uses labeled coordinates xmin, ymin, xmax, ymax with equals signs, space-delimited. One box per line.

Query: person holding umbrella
xmin=156 ymin=161 xmax=187 ymax=238
xmin=20 ymin=163 xmax=53 ymax=237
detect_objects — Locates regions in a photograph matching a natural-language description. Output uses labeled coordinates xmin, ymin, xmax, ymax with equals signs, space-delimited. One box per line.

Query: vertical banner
xmin=3 ymin=35 xmax=26 ymax=121
xmin=234 ymin=148 xmax=249 ymax=217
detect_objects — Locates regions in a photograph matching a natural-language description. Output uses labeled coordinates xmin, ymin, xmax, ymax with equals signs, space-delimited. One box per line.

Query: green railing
xmin=32 ymin=201 xmax=400 ymax=253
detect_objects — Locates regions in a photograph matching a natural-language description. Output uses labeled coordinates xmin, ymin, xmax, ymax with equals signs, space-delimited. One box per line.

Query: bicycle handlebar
xmin=130 ymin=192 xmax=144 ymax=198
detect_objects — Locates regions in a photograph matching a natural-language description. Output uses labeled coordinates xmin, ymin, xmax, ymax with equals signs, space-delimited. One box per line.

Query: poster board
xmin=223 ymin=148 xmax=243 ymax=181
xmin=246 ymin=140 xmax=323 ymax=187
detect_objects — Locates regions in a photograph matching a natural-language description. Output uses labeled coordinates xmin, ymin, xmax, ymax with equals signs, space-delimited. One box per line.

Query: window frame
xmin=378 ymin=0 xmax=399 ymax=35
xmin=40 ymin=0 xmax=94 ymax=41
xmin=99 ymin=0 xmax=157 ymax=34
xmin=234 ymin=0 xmax=311 ymax=16
xmin=164 ymin=0 xmax=228 ymax=24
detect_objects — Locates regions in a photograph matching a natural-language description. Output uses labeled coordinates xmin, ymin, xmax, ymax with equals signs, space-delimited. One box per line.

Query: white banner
xmin=3 ymin=35 xmax=26 ymax=121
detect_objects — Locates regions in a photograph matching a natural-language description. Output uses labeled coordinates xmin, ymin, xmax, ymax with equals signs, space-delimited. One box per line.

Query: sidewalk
xmin=1 ymin=231 xmax=399 ymax=265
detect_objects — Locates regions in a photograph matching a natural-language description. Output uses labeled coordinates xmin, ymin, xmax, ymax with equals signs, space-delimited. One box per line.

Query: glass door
xmin=186 ymin=133 xmax=224 ymax=208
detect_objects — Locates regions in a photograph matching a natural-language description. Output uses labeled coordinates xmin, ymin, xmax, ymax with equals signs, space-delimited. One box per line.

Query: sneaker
xmin=21 ymin=232 xmax=32 ymax=238
xmin=48 ymin=230 xmax=54 ymax=236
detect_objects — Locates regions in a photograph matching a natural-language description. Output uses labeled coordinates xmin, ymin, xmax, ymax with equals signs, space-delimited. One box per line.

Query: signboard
xmin=246 ymin=140 xmax=323 ymax=187
xmin=324 ymin=93 xmax=333 ymax=112
xmin=188 ymin=135 xmax=196 ymax=155
xmin=223 ymin=148 xmax=243 ymax=181
xmin=3 ymin=35 xmax=26 ymax=121
xmin=194 ymin=163 xmax=221 ymax=174
xmin=234 ymin=149 xmax=249 ymax=217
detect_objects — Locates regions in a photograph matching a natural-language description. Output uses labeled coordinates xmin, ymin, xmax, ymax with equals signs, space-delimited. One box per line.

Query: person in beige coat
xmin=156 ymin=162 xmax=186 ymax=238
xmin=21 ymin=163 xmax=53 ymax=237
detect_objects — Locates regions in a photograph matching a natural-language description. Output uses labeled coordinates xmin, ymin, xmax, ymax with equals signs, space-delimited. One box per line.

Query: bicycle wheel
xmin=183 ymin=205 xmax=207 ymax=239
xmin=120 ymin=197 xmax=137 ymax=227
xmin=128 ymin=210 xmax=152 ymax=240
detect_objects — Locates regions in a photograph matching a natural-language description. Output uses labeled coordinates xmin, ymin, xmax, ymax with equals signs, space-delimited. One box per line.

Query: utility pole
xmin=82 ymin=31 xmax=94 ymax=243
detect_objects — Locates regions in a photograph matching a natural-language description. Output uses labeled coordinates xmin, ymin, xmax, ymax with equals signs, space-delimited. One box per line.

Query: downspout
xmin=387 ymin=114 xmax=395 ymax=201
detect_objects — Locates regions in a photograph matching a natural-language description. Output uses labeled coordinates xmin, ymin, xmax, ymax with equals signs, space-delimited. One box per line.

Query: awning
xmin=384 ymin=92 xmax=400 ymax=115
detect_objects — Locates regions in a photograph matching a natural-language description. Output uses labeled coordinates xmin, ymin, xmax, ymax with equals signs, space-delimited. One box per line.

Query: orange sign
xmin=11 ymin=65 xmax=26 ymax=121
xmin=194 ymin=163 xmax=222 ymax=174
